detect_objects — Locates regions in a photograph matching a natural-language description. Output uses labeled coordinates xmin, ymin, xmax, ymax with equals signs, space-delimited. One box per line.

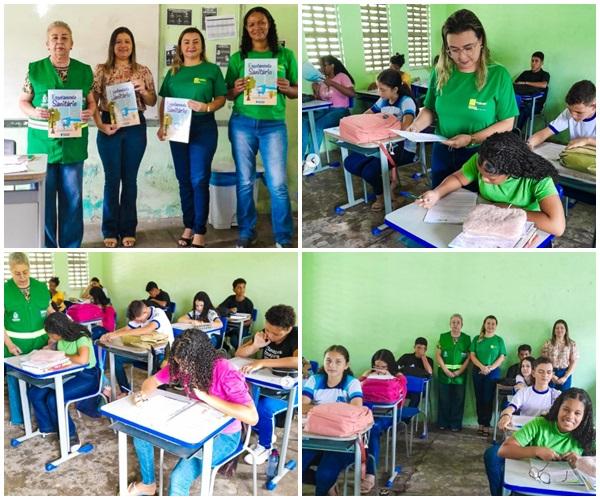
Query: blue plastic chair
xmin=165 ymin=301 xmax=176 ymax=321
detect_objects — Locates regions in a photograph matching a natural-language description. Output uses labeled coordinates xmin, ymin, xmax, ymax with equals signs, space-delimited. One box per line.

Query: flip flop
xmin=122 ymin=237 xmax=136 ymax=248
xmin=177 ymin=237 xmax=192 ymax=248
xmin=103 ymin=238 xmax=118 ymax=248
xmin=127 ymin=481 xmax=156 ymax=496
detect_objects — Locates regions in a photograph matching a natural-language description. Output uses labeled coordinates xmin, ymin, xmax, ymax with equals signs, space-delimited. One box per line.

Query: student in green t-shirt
xmin=157 ymin=28 xmax=227 ymax=249
xmin=417 ymin=132 xmax=566 ymax=237
xmin=407 ymin=9 xmax=518 ymax=188
xmin=484 ymin=388 xmax=595 ymax=495
xmin=226 ymin=7 xmax=298 ymax=249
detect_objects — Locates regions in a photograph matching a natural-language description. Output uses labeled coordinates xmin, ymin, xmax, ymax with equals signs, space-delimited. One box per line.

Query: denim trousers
xmin=134 ymin=430 xmax=240 ymax=495
xmin=550 ymin=367 xmax=573 ymax=391
xmin=7 ymin=374 xmax=24 ymax=425
xmin=472 ymin=368 xmax=500 ymax=427
xmin=302 ymin=107 xmax=349 ymax=157
xmin=97 ymin=112 xmax=147 ymax=239
xmin=255 ymin=391 xmax=298 ymax=448
xmin=170 ymin=115 xmax=218 ymax=235
xmin=302 ymin=449 xmax=355 ymax=495
xmin=228 ymin=113 xmax=292 ymax=244
xmin=113 ymin=352 xmax=164 ymax=392
xmin=366 ymin=415 xmax=393 ymax=474
xmin=483 ymin=444 xmax=505 ymax=495
xmin=437 ymin=382 xmax=466 ymax=429
xmin=45 ymin=161 xmax=84 ymax=247
xmin=430 ymin=142 xmax=479 ymax=188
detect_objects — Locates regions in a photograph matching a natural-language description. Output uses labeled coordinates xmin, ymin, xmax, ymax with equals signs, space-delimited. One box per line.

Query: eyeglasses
xmin=446 ymin=43 xmax=481 ymax=58
xmin=529 ymin=463 xmax=579 ymax=485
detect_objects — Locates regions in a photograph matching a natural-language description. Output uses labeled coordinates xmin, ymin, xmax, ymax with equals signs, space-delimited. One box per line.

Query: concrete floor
xmin=4 ymin=367 xmax=299 ymax=496
xmin=302 ymin=150 xmax=595 ymax=249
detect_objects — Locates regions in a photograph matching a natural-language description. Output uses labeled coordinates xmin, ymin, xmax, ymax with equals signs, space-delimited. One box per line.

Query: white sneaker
xmin=303 ymin=154 xmax=320 ymax=176
xmin=243 ymin=444 xmax=271 ymax=465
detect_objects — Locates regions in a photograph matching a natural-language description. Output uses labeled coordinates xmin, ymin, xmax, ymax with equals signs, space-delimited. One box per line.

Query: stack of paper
xmin=3 ymin=155 xmax=29 ymax=174
xmin=21 ymin=349 xmax=72 ymax=374
xmin=230 ymin=313 xmax=251 ymax=322
xmin=449 ymin=222 xmax=537 ymax=248
xmin=424 ymin=190 xmax=478 ymax=224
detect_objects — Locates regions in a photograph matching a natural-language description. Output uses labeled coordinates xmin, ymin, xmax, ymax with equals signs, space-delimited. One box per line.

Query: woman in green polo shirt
xmin=417 ymin=132 xmax=566 ymax=237
xmin=18 ymin=21 xmax=95 ymax=248
xmin=435 ymin=314 xmax=471 ymax=431
xmin=470 ymin=315 xmax=506 ymax=437
xmin=158 ymin=27 xmax=226 ymax=248
xmin=226 ymin=6 xmax=298 ymax=248
xmin=408 ymin=9 xmax=518 ymax=188
xmin=4 ymin=253 xmax=51 ymax=426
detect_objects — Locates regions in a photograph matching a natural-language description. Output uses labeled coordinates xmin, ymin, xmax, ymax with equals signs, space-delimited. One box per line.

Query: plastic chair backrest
xmin=251 ymin=308 xmax=258 ymax=322
xmin=166 ymin=302 xmax=176 ymax=315
xmin=309 ymin=360 xmax=319 ymax=375
xmin=555 ymin=183 xmax=564 ymax=199
xmin=220 ymin=316 xmax=228 ymax=336
xmin=405 ymin=375 xmax=428 ymax=394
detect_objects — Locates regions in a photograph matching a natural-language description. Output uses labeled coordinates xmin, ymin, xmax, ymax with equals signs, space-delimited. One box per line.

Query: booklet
xmin=106 ymin=82 xmax=140 ymax=127
xmin=163 ymin=97 xmax=192 ymax=143
xmin=48 ymin=89 xmax=83 ymax=138
xmin=244 ymin=58 xmax=278 ymax=106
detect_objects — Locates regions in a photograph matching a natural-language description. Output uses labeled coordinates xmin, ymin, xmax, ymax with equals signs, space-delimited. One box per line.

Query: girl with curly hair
xmin=127 ymin=330 xmax=258 ymax=496
xmin=417 ymin=131 xmax=566 ymax=236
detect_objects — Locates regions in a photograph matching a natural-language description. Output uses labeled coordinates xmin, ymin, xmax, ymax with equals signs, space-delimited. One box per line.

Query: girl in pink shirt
xmin=127 ymin=330 xmax=258 ymax=496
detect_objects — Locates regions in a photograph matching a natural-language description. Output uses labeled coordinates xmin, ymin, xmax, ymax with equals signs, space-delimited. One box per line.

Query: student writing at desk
xmin=176 ymin=291 xmax=222 ymax=347
xmin=417 ymin=132 xmax=566 ymax=237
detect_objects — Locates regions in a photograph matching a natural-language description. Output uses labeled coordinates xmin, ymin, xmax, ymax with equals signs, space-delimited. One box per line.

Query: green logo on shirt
xmin=468 ymin=98 xmax=488 ymax=111
xmin=12 ymin=312 xmax=20 ymax=322
xmin=193 ymin=78 xmax=207 ymax=84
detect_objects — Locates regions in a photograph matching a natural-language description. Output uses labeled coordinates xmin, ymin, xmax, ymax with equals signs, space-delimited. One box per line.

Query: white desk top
xmin=355 ymin=89 xmax=380 ymax=97
xmin=506 ymin=414 xmax=534 ymax=431
xmin=171 ymin=322 xmax=221 ymax=335
xmin=229 ymin=357 xmax=298 ymax=390
xmin=4 ymin=153 xmax=48 ymax=182
xmin=302 ymin=99 xmax=333 ymax=111
xmin=4 ymin=353 xmax=86 ymax=379
xmin=533 ymin=142 xmax=595 ymax=186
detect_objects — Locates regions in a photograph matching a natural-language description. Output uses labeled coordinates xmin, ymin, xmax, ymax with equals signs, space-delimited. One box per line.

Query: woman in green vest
xmin=18 ymin=21 xmax=95 ymax=248
xmin=435 ymin=313 xmax=471 ymax=431
xmin=4 ymin=253 xmax=51 ymax=425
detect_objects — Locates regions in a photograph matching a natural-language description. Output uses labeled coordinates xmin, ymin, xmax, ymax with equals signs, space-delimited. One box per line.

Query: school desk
xmin=503 ymin=458 xmax=595 ymax=496
xmin=4 ymin=153 xmax=47 ymax=248
xmin=491 ymin=383 xmax=515 ymax=443
xmin=4 ymin=354 xmax=92 ymax=470
xmin=515 ymin=91 xmax=545 ymax=139
xmin=100 ymin=388 xmax=235 ymax=497
xmin=384 ymin=192 xmax=553 ymax=248
xmin=229 ymin=357 xmax=298 ymax=490
xmin=302 ymin=99 xmax=333 ymax=174
xmin=171 ymin=322 xmax=221 ymax=339
xmin=226 ymin=315 xmax=251 ymax=351
xmin=410 ymin=80 xmax=429 ymax=105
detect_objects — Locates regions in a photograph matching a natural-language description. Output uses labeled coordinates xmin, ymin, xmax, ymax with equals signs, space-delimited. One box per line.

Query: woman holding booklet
xmin=157 ymin=27 xmax=227 ymax=249
xmin=93 ymin=27 xmax=157 ymax=248
xmin=18 ymin=21 xmax=96 ymax=248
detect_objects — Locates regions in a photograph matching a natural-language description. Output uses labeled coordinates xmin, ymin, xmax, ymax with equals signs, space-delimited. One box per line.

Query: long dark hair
xmin=171 ymin=27 xmax=207 ymax=74
xmin=240 ymin=7 xmax=279 ymax=59
xmin=376 ymin=68 xmax=413 ymax=101
xmin=104 ymin=26 xmax=138 ymax=71
xmin=169 ymin=329 xmax=223 ymax=393
xmin=544 ymin=388 xmax=595 ymax=456
xmin=191 ymin=291 xmax=216 ymax=322
xmin=46 ymin=313 xmax=90 ymax=342
xmin=318 ymin=344 xmax=354 ymax=377
xmin=319 ymin=55 xmax=355 ymax=84
xmin=89 ymin=286 xmax=111 ymax=308
xmin=371 ymin=349 xmax=399 ymax=376
xmin=519 ymin=356 xmax=536 ymax=383
xmin=551 ymin=319 xmax=572 ymax=346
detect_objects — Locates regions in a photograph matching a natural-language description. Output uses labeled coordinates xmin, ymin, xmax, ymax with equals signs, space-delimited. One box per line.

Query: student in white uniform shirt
xmin=99 ymin=300 xmax=174 ymax=394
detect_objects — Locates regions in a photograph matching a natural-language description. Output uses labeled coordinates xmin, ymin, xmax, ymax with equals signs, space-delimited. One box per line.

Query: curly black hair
xmin=390 ymin=53 xmax=405 ymax=68
xmin=49 ymin=276 xmax=60 ymax=286
xmin=371 ymin=349 xmax=399 ymax=375
xmin=478 ymin=132 xmax=559 ymax=181
xmin=240 ymin=7 xmax=279 ymax=59
xmin=544 ymin=388 xmax=595 ymax=456
xmin=169 ymin=329 xmax=223 ymax=393
xmin=265 ymin=305 xmax=296 ymax=329
xmin=45 ymin=313 xmax=90 ymax=342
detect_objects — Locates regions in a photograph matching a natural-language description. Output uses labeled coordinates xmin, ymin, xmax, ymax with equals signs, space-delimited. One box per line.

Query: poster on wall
xmin=205 ymin=15 xmax=236 ymax=40
xmin=215 ymin=44 xmax=231 ymax=67
xmin=167 ymin=8 xmax=192 ymax=26
xmin=202 ymin=7 xmax=218 ymax=30
xmin=165 ymin=45 xmax=176 ymax=67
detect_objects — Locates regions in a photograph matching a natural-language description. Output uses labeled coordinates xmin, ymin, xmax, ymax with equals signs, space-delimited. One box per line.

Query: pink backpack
xmin=339 ymin=113 xmax=401 ymax=144
xmin=304 ymin=402 xmax=373 ymax=437
xmin=67 ymin=303 xmax=104 ymax=323
xmin=361 ymin=374 xmax=407 ymax=404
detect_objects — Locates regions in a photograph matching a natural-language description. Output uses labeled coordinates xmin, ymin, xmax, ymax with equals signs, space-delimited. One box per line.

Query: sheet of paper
xmin=424 ymin=190 xmax=477 ymax=224
xmin=205 ymin=15 xmax=236 ymax=40
xmin=392 ymin=130 xmax=447 ymax=142
xmin=3 ymin=155 xmax=28 ymax=174
xmin=449 ymin=222 xmax=536 ymax=249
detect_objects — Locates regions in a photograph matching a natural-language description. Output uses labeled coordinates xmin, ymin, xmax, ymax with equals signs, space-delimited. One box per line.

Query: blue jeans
xmin=45 ymin=161 xmax=84 ymax=247
xmin=472 ymin=368 xmax=500 ymax=427
xmin=170 ymin=115 xmax=218 ymax=235
xmin=134 ymin=430 xmax=240 ymax=495
xmin=97 ymin=112 xmax=147 ymax=239
xmin=302 ymin=449 xmax=355 ymax=495
xmin=113 ymin=353 xmax=164 ymax=393
xmin=255 ymin=391 xmax=298 ymax=448
xmin=302 ymin=107 xmax=349 ymax=157
xmin=228 ymin=113 xmax=292 ymax=244
xmin=366 ymin=416 xmax=393 ymax=474
xmin=28 ymin=367 xmax=99 ymax=435
xmin=550 ymin=367 xmax=572 ymax=390
xmin=430 ymin=142 xmax=479 ymax=188
xmin=484 ymin=444 xmax=504 ymax=496
xmin=7 ymin=374 xmax=24 ymax=425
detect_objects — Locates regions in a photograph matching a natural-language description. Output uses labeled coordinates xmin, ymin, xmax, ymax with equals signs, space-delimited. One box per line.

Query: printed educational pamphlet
xmin=47 ymin=89 xmax=83 ymax=138
xmin=163 ymin=97 xmax=192 ymax=143
xmin=244 ymin=58 xmax=278 ymax=106
xmin=106 ymin=82 xmax=140 ymax=127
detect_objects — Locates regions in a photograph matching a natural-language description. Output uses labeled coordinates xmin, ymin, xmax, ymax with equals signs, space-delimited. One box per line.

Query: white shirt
xmin=509 ymin=385 xmax=561 ymax=416
xmin=128 ymin=306 xmax=174 ymax=344
xmin=549 ymin=108 xmax=596 ymax=140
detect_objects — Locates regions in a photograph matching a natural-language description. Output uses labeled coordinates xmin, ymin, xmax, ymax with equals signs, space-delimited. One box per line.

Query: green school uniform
xmin=159 ymin=63 xmax=227 ymax=116
xmin=461 ymin=153 xmax=557 ymax=211
xmin=470 ymin=334 xmax=507 ymax=366
xmin=437 ymin=331 xmax=471 ymax=385
xmin=27 ymin=57 xmax=93 ymax=164
xmin=514 ymin=417 xmax=584 ymax=455
xmin=225 ymin=47 xmax=298 ymax=121
xmin=58 ymin=336 xmax=96 ymax=369
xmin=424 ymin=64 xmax=518 ymax=139
xmin=4 ymin=278 xmax=50 ymax=357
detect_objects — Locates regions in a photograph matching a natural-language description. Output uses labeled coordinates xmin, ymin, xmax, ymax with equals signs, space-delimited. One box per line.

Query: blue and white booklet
xmin=163 ymin=97 xmax=192 ymax=143
xmin=106 ymin=82 xmax=140 ymax=127
xmin=244 ymin=58 xmax=278 ymax=106
xmin=47 ymin=89 xmax=82 ymax=138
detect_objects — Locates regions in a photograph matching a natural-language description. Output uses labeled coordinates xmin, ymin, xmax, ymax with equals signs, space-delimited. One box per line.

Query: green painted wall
xmin=302 ymin=252 xmax=596 ymax=426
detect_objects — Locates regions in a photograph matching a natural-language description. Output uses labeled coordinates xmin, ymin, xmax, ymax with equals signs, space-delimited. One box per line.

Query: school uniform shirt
xmin=58 ymin=336 xmax=97 ymax=369
xmin=548 ymin=108 xmax=596 ymax=140
xmin=461 ymin=153 xmax=558 ymax=211
xmin=541 ymin=339 xmax=579 ymax=370
xmin=316 ymin=73 xmax=353 ymax=108
xmin=128 ymin=306 xmax=174 ymax=344
xmin=302 ymin=373 xmax=362 ymax=405
xmin=370 ymin=95 xmax=417 ymax=153
xmin=515 ymin=374 xmax=533 ymax=389
xmin=397 ymin=353 xmax=433 ymax=378
xmin=262 ymin=327 xmax=298 ymax=360
xmin=424 ymin=64 xmax=519 ymax=140
xmin=470 ymin=334 xmax=507 ymax=367
xmin=154 ymin=358 xmax=253 ymax=434
xmin=513 ymin=417 xmax=583 ymax=456
xmin=514 ymin=69 xmax=550 ymax=99
xmin=436 ymin=331 xmax=471 ymax=385
xmin=219 ymin=295 xmax=254 ymax=315
xmin=186 ymin=308 xmax=219 ymax=323
xmin=508 ymin=386 xmax=561 ymax=416
xmin=159 ymin=63 xmax=227 ymax=116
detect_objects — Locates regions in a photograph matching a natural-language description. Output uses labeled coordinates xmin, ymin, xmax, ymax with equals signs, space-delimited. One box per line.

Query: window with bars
xmin=361 ymin=4 xmax=391 ymax=73
xmin=67 ymin=253 xmax=89 ymax=289
xmin=302 ymin=4 xmax=343 ymax=65
xmin=407 ymin=4 xmax=431 ymax=69
xmin=4 ymin=252 xmax=54 ymax=283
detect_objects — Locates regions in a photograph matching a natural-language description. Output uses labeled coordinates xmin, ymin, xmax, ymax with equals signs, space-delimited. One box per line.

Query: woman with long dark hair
xmin=541 ymin=319 xmax=579 ymax=390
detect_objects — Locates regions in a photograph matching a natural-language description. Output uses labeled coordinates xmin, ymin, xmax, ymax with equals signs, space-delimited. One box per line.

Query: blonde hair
xmin=171 ymin=27 xmax=207 ymax=75
xmin=47 ymin=21 xmax=73 ymax=39
xmin=478 ymin=315 xmax=498 ymax=340
xmin=8 ymin=252 xmax=30 ymax=269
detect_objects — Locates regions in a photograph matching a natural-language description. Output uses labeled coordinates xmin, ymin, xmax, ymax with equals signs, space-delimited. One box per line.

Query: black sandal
xmin=177 ymin=237 xmax=192 ymax=248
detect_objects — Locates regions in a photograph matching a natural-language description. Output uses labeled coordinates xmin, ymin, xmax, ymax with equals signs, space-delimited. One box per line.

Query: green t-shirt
xmin=437 ymin=331 xmax=471 ymax=385
xmin=159 ymin=62 xmax=227 ymax=116
xmin=58 ymin=335 xmax=96 ymax=369
xmin=424 ymin=63 xmax=519 ymax=139
xmin=470 ymin=334 xmax=507 ymax=366
xmin=225 ymin=47 xmax=298 ymax=121
xmin=514 ymin=417 xmax=584 ymax=456
xmin=461 ymin=153 xmax=558 ymax=211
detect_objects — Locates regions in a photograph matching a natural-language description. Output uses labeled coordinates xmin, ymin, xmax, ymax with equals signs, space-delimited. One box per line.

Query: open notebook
xmin=424 ymin=190 xmax=477 ymax=224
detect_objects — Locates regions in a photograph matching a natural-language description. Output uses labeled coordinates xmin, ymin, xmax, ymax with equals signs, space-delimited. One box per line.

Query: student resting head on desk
xmin=126 ymin=329 xmax=258 ymax=496
xmin=484 ymin=387 xmax=595 ymax=496
xmin=417 ymin=131 xmax=566 ymax=236
xmin=177 ymin=290 xmax=223 ymax=347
